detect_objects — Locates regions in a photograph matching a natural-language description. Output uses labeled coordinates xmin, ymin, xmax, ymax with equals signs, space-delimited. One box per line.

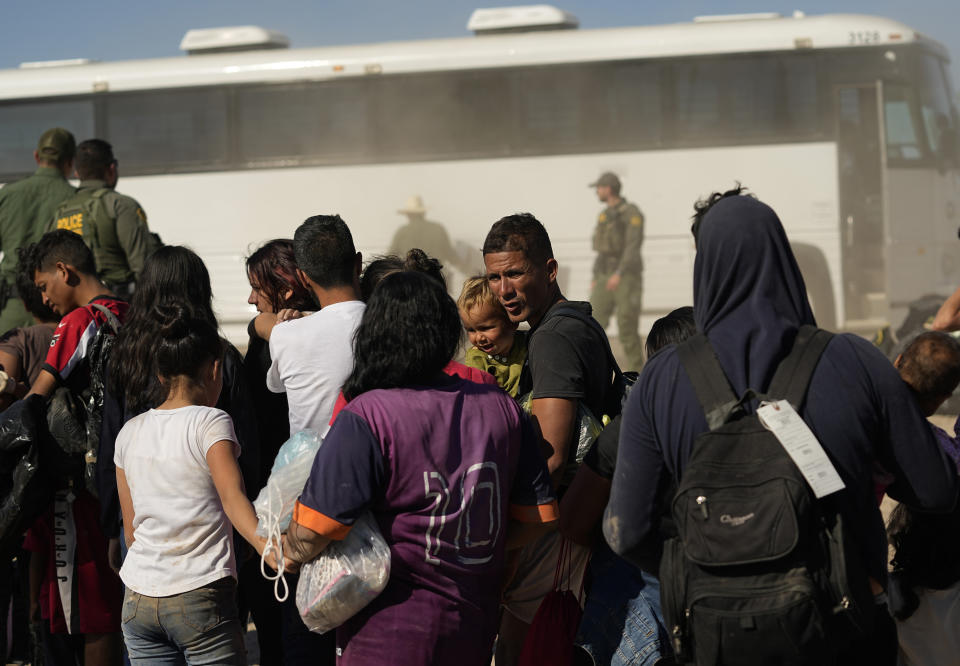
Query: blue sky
xmin=2 ymin=0 xmax=958 ymax=89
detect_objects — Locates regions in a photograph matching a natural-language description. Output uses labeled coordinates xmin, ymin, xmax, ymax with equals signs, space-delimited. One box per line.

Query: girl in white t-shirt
xmin=115 ymin=304 xmax=283 ymax=664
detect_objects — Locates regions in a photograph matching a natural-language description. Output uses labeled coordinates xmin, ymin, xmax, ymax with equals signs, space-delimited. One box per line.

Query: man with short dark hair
xmin=267 ymin=214 xmax=365 ymax=432
xmin=51 ymin=139 xmax=155 ymax=299
xmin=0 ymin=128 xmax=77 ymax=333
xmin=589 ymin=171 xmax=644 ymax=370
xmin=483 ymin=212 xmax=613 ymax=666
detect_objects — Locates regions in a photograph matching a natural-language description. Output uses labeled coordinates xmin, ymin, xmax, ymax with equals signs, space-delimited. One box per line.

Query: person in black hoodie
xmin=605 ymin=189 xmax=958 ymax=665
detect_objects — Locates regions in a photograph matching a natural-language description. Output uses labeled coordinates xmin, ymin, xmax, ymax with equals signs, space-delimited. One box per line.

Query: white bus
xmin=1 ymin=7 xmax=958 ymax=344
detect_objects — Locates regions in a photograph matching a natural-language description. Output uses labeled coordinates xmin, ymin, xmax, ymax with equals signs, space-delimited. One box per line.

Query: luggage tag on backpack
xmin=757 ymin=399 xmax=845 ymax=498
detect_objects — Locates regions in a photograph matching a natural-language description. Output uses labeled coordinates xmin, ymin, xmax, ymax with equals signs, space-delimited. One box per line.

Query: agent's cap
xmin=398 ymin=195 xmax=427 ymax=215
xmin=589 ymin=171 xmax=621 ymax=190
xmin=36 ymin=128 xmax=76 ymax=163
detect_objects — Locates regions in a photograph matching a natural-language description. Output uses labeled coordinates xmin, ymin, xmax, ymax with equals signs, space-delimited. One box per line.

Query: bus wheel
xmin=792 ymin=243 xmax=837 ymax=331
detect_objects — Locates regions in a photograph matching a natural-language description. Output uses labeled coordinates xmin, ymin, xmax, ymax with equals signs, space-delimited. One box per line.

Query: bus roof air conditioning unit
xmin=693 ymin=12 xmax=784 ymax=22
xmin=180 ymin=26 xmax=290 ymax=55
xmin=468 ymin=5 xmax=579 ymax=35
xmin=19 ymin=58 xmax=98 ymax=69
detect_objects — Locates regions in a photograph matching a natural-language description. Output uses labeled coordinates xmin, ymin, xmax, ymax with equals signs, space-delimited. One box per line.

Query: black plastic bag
xmin=0 ymin=396 xmax=54 ymax=556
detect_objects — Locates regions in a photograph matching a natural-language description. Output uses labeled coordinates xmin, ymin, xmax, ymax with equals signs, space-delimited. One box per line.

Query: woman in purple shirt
xmin=285 ymin=270 xmax=557 ymax=665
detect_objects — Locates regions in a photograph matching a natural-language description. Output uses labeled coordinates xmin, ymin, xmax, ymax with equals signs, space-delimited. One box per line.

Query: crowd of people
xmin=1 ymin=128 xmax=960 ymax=666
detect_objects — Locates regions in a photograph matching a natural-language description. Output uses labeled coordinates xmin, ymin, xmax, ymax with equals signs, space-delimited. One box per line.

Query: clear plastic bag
xmin=254 ymin=429 xmax=323 ymax=601
xmin=518 ymin=392 xmax=603 ymax=486
xmin=254 ymin=429 xmax=323 ymax=537
xmin=296 ymin=512 xmax=391 ymax=634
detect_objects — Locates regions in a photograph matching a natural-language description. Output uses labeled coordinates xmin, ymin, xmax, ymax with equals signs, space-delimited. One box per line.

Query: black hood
xmin=694 ymin=195 xmax=816 ymax=395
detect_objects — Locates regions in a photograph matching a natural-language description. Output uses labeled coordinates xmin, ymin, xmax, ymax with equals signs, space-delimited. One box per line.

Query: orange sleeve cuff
xmin=292 ymin=500 xmax=352 ymax=540
xmin=509 ymin=500 xmax=560 ymax=523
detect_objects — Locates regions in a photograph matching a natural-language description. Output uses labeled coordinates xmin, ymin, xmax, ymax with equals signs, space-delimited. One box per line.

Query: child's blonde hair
xmin=458 ymin=275 xmax=508 ymax=320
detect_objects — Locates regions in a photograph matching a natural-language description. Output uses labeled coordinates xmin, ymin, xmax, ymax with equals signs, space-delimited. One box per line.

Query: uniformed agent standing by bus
xmin=589 ymin=171 xmax=644 ymax=370
xmin=50 ymin=139 xmax=157 ymax=299
xmin=0 ymin=128 xmax=76 ymax=334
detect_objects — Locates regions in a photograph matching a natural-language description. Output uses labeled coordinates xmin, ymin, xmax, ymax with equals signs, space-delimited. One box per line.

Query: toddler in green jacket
xmin=458 ymin=276 xmax=527 ymax=398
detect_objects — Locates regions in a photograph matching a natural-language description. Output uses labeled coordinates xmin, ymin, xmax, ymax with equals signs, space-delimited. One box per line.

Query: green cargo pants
xmin=590 ymin=271 xmax=643 ymax=371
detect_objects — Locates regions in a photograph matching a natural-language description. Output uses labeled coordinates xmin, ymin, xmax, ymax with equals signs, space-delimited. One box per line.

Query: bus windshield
xmin=885 ymin=51 xmax=958 ymax=167
xmin=917 ymin=53 xmax=959 ymax=166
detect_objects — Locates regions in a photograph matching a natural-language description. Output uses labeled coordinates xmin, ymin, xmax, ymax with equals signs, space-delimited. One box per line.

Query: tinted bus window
xmin=105 ymin=88 xmax=229 ymax=173
xmin=237 ymin=80 xmax=370 ymax=165
xmin=884 ymin=85 xmax=925 ymax=162
xmin=0 ymin=98 xmax=94 ymax=177
xmin=373 ymin=74 xmax=462 ymax=160
xmin=783 ymin=57 xmax=820 ymax=134
xmin=603 ymin=62 xmax=663 ymax=149
xmin=450 ymin=71 xmax=513 ymax=157
xmin=672 ymin=55 xmax=820 ymax=144
xmin=511 ymin=65 xmax=595 ymax=154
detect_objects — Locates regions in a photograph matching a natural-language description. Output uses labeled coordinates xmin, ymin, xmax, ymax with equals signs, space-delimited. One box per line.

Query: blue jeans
xmin=121 ymin=577 xmax=246 ymax=665
xmin=575 ymin=543 xmax=671 ymax=666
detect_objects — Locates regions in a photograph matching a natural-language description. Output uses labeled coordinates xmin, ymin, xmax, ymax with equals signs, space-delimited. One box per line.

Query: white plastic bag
xmin=296 ymin=512 xmax=391 ymax=634
xmin=254 ymin=429 xmax=324 ymax=538
xmin=254 ymin=428 xmax=324 ymax=601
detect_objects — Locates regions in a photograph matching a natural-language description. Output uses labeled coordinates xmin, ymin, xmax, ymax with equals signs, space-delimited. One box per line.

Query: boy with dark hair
xmin=50 ymin=138 xmax=154 ymax=298
xmin=27 ymin=230 xmax=127 ymax=399
xmin=268 ymin=215 xmax=365 ymax=432
xmin=22 ymin=229 xmax=127 ymax=666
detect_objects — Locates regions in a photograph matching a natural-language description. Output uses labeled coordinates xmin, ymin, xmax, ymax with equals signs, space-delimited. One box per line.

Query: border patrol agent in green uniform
xmin=50 ymin=139 xmax=156 ymax=300
xmin=589 ymin=171 xmax=645 ymax=370
xmin=0 ymin=128 xmax=76 ymax=334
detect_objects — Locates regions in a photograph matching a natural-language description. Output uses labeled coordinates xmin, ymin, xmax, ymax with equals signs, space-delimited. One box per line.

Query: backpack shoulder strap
xmin=540 ymin=303 xmax=626 ymax=419
xmin=765 ymin=325 xmax=833 ymax=411
xmin=88 ymin=302 xmax=121 ymax=334
xmin=546 ymin=303 xmax=625 ymax=380
xmin=676 ymin=334 xmax=741 ymax=430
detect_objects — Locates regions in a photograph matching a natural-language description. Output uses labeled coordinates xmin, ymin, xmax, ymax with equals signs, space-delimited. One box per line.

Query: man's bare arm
xmin=529 ymin=396 xmax=578 ymax=489
xmin=284 ymin=518 xmax=332 ymax=564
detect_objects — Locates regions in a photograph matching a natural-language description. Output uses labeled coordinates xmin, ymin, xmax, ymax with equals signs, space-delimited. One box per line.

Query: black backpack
xmin=661 ymin=325 xmax=874 ymax=665
xmin=46 ymin=302 xmax=122 ymax=496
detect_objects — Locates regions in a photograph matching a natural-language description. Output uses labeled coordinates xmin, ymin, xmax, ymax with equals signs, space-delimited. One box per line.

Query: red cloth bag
xmin=517 ymin=539 xmax=586 ymax=666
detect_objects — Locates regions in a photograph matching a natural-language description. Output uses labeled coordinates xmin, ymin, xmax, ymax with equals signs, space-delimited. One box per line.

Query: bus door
xmin=835 ymin=83 xmax=884 ymax=323
xmin=880 ymin=56 xmax=960 ymax=330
